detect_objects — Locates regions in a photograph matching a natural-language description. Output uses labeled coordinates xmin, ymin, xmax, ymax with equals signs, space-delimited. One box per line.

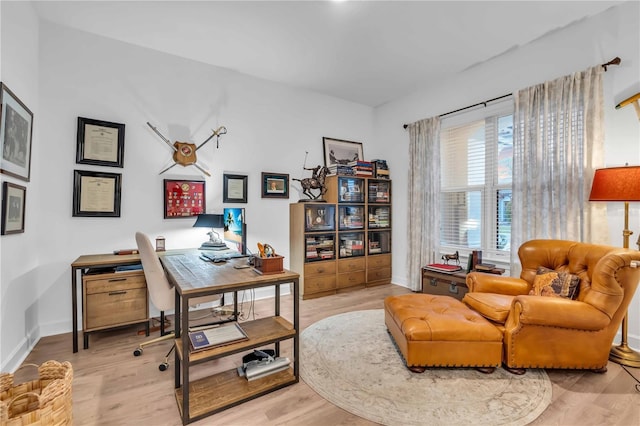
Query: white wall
xmin=0 ymin=17 xmax=372 ymax=370
xmin=0 ymin=1 xmax=41 ymax=372
xmin=373 ymin=1 xmax=640 ymax=348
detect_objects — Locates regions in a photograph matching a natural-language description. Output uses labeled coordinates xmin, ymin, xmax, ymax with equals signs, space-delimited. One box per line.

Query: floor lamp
xmin=589 ymin=165 xmax=640 ymax=367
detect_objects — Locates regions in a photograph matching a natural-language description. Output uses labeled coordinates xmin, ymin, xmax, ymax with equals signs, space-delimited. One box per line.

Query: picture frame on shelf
xmin=1 ymin=181 xmax=26 ymax=235
xmin=261 ymin=172 xmax=289 ymax=199
xmin=72 ymin=170 xmax=122 ymax=217
xmin=322 ymin=137 xmax=364 ymax=168
xmin=76 ymin=116 xmax=125 ymax=167
xmin=223 ymin=173 xmax=247 ymax=203
xmin=163 ymin=179 xmax=205 ymax=219
xmin=0 ymin=83 xmax=34 ymax=182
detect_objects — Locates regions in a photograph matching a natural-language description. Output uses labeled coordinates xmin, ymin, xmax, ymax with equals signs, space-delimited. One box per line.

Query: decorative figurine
xmin=442 ymin=251 xmax=460 ymax=265
xmin=293 ymin=153 xmax=329 ymax=201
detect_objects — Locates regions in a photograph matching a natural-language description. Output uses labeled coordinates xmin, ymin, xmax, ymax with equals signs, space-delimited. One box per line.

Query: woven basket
xmin=0 ymin=360 xmax=73 ymax=426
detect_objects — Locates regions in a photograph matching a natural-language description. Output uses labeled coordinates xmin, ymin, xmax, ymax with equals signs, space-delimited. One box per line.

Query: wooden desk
xmin=71 ymin=253 xmax=145 ymax=353
xmin=160 ymin=252 xmax=300 ymax=425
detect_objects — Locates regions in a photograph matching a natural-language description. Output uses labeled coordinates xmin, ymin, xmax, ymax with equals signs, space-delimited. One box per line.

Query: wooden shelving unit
xmin=290 ymin=176 xmax=392 ymax=299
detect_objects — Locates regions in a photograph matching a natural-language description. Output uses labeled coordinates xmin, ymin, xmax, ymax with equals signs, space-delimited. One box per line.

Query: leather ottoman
xmin=384 ymin=294 xmax=503 ymax=372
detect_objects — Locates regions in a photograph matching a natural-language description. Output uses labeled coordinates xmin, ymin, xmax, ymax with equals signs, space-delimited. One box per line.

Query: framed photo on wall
xmin=223 ymin=173 xmax=248 ymax=203
xmin=163 ymin=179 xmax=206 ymax=219
xmin=1 ymin=181 xmax=26 ymax=235
xmin=261 ymin=172 xmax=289 ymax=199
xmin=323 ymin=137 xmax=364 ymax=168
xmin=76 ymin=117 xmax=125 ymax=167
xmin=0 ymin=83 xmax=34 ymax=181
xmin=72 ymin=170 xmax=122 ymax=217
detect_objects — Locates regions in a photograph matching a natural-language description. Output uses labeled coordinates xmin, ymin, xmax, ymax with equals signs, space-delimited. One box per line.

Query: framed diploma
xmin=0 ymin=83 xmax=34 ymax=181
xmin=163 ymin=179 xmax=206 ymax=219
xmin=223 ymin=173 xmax=247 ymax=203
xmin=76 ymin=117 xmax=125 ymax=167
xmin=73 ymin=170 xmax=122 ymax=217
xmin=1 ymin=181 xmax=26 ymax=235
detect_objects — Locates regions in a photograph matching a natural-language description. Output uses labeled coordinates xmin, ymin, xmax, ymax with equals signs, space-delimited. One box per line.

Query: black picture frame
xmin=0 ymin=83 xmax=34 ymax=181
xmin=223 ymin=173 xmax=248 ymax=203
xmin=261 ymin=172 xmax=289 ymax=199
xmin=163 ymin=179 xmax=206 ymax=219
xmin=1 ymin=181 xmax=26 ymax=235
xmin=323 ymin=137 xmax=364 ymax=168
xmin=76 ymin=117 xmax=125 ymax=167
xmin=72 ymin=170 xmax=122 ymax=217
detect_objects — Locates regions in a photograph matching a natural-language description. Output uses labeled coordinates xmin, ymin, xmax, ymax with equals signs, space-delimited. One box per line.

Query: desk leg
xmin=293 ymin=278 xmax=299 ymax=380
xmin=181 ymin=293 xmax=190 ymax=425
xmin=72 ymin=266 xmax=79 ymax=353
xmin=174 ymin=289 xmax=181 ymax=389
xmin=274 ymin=285 xmax=281 ymax=356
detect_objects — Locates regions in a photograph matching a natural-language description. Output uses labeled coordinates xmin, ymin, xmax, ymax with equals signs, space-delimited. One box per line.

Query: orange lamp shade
xmin=589 ymin=166 xmax=640 ymax=202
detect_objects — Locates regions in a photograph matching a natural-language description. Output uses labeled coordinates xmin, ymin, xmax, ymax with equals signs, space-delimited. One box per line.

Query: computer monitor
xmin=223 ymin=207 xmax=247 ymax=255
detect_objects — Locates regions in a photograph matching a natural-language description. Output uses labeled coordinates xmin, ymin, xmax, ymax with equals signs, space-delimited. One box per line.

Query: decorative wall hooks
xmin=146 ymin=122 xmax=227 ymax=176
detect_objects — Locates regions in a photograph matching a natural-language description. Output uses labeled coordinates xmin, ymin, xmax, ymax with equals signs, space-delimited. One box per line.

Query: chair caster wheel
xmin=159 ymin=362 xmax=169 ymax=371
xmin=133 ymin=348 xmax=143 ymax=356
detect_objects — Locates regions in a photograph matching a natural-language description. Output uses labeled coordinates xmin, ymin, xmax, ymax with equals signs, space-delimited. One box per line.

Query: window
xmin=440 ymin=112 xmax=513 ymax=255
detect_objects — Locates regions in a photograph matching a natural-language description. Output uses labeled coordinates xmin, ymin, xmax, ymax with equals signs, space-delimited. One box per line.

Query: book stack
xmin=328 ymin=164 xmax=355 ymax=176
xmin=368 ymin=240 xmax=382 ymax=254
xmin=368 ymin=208 xmax=389 ymax=228
xmin=474 ymin=263 xmax=505 ymax=275
xmin=372 ymin=159 xmax=390 ymax=179
xmin=349 ymin=160 xmax=374 ymax=177
xmin=188 ymin=323 xmax=248 ymax=352
xmin=341 ymin=237 xmax=364 ymax=256
xmin=423 ymin=263 xmax=463 ymax=274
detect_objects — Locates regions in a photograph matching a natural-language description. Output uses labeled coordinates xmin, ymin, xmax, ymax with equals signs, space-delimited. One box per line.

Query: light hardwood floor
xmin=17 ymin=284 xmax=640 ymax=425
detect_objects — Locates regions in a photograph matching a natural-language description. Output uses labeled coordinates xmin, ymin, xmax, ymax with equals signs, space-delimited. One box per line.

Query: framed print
xmin=0 ymin=83 xmax=33 ymax=181
xmin=73 ymin=170 xmax=122 ymax=217
xmin=323 ymin=137 xmax=364 ymax=168
xmin=1 ymin=182 xmax=26 ymax=235
xmin=223 ymin=174 xmax=248 ymax=203
xmin=163 ymin=179 xmax=205 ymax=219
xmin=76 ymin=116 xmax=125 ymax=167
xmin=261 ymin=172 xmax=289 ymax=199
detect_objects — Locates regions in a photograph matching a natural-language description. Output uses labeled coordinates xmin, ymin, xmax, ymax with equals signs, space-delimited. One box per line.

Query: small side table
xmin=421 ymin=267 xmax=469 ymax=301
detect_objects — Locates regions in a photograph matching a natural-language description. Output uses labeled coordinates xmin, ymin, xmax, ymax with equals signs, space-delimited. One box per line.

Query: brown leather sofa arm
xmin=466 ymin=272 xmax=529 ymax=295
xmin=511 ymin=296 xmax=610 ymax=330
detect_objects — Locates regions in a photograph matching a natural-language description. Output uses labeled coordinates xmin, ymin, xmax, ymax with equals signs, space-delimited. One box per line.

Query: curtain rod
xmin=402 ymin=56 xmax=622 ymax=130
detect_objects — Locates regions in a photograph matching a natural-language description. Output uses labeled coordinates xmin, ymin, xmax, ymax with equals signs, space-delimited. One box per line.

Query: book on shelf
xmin=423 ymin=263 xmax=463 ymax=274
xmin=188 ymin=322 xmax=249 ymax=352
xmin=474 ymin=263 xmax=496 ymax=271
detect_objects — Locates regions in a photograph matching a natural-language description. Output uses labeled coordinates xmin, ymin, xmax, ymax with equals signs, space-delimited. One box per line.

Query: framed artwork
xmin=1 ymin=181 xmax=26 ymax=235
xmin=163 ymin=179 xmax=206 ymax=219
xmin=323 ymin=137 xmax=364 ymax=168
xmin=76 ymin=117 xmax=125 ymax=167
xmin=223 ymin=173 xmax=248 ymax=203
xmin=0 ymin=83 xmax=34 ymax=181
xmin=73 ymin=170 xmax=122 ymax=217
xmin=261 ymin=172 xmax=289 ymax=199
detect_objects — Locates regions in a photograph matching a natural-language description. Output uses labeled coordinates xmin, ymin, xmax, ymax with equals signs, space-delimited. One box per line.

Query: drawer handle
xmin=108 ymin=278 xmax=127 ymax=282
xmin=449 ymin=284 xmax=459 ymax=294
xmin=317 ymin=268 xmax=325 ymax=273
xmin=430 ymin=278 xmax=438 ymax=287
xmin=108 ymin=290 xmax=127 ymax=296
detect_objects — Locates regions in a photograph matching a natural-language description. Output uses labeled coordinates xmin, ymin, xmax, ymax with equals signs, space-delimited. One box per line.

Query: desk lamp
xmin=589 ymin=165 xmax=640 ymax=367
xmin=193 ymin=214 xmax=227 ymax=250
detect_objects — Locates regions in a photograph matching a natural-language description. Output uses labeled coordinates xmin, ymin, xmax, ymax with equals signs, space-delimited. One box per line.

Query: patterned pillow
xmin=529 ymin=267 xmax=580 ymax=299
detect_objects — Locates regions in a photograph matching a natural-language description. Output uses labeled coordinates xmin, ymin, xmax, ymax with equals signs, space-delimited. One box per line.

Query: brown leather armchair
xmin=463 ymin=239 xmax=640 ymax=373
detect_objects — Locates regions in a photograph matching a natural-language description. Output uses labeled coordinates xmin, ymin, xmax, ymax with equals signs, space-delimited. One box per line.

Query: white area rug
xmin=300 ymin=309 xmax=552 ymax=426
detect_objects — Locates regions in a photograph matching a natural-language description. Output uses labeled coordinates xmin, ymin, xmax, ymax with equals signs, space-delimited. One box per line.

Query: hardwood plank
xmin=18 ymin=284 xmax=640 ymax=425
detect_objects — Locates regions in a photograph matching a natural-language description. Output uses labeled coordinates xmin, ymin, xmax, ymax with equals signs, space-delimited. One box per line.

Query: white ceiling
xmin=32 ymin=1 xmax=623 ymax=107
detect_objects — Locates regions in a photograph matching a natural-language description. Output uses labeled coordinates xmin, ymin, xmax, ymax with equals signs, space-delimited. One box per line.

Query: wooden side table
xmin=421 ymin=267 xmax=469 ymax=301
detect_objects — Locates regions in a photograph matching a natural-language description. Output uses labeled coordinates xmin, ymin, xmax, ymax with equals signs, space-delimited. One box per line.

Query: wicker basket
xmin=0 ymin=360 xmax=73 ymax=426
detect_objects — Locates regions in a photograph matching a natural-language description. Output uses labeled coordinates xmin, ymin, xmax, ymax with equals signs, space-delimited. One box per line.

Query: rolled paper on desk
xmin=113 ymin=249 xmax=139 ymax=255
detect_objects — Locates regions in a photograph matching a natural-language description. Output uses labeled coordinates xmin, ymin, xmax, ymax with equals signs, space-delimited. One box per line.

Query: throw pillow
xmin=529 ymin=266 xmax=580 ymax=299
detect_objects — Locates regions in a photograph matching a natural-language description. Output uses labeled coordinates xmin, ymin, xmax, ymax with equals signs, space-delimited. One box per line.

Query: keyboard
xmin=200 ymin=252 xmax=248 ymax=262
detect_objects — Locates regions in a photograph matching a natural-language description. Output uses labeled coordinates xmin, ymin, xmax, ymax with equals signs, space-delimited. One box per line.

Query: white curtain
xmin=511 ymin=65 xmax=607 ymax=273
xmin=406 ymin=117 xmax=441 ymax=291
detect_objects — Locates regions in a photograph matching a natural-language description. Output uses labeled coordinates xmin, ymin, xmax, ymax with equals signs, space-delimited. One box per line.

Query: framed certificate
xmin=76 ymin=117 xmax=125 ymax=167
xmin=223 ymin=173 xmax=248 ymax=203
xmin=73 ymin=170 xmax=122 ymax=217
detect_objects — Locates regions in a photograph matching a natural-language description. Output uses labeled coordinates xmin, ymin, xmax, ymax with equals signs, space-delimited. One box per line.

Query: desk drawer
xmin=85 ymin=288 xmax=148 ymax=330
xmin=304 ymin=261 xmax=336 ymax=277
xmin=85 ymin=272 xmax=146 ymax=295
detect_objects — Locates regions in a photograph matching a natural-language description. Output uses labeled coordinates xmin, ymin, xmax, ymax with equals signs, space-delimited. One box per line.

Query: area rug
xmin=300 ymin=309 xmax=552 ymax=426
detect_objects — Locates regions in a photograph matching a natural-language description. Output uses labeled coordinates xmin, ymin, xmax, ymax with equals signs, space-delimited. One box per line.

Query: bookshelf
xmin=290 ymin=176 xmax=391 ymax=299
